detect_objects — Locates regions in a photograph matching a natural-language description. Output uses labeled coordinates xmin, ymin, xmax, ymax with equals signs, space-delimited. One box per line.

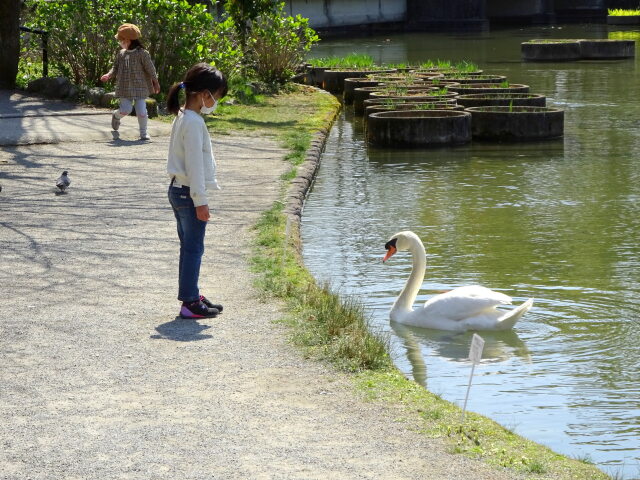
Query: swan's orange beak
xmin=383 ymin=246 xmax=396 ymax=263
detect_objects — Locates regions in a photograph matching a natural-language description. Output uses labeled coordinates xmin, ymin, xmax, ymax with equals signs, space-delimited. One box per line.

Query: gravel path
xmin=0 ymin=109 xmax=523 ymax=479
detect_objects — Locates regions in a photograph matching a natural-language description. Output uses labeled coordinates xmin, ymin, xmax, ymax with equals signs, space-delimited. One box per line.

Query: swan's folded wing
xmin=423 ymin=285 xmax=512 ymax=322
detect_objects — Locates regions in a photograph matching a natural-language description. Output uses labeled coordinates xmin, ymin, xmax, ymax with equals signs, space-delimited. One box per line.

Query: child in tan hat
xmin=100 ymin=23 xmax=160 ymax=140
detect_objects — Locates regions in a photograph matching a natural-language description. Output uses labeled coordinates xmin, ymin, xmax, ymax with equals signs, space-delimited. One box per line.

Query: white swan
xmin=383 ymin=231 xmax=533 ymax=331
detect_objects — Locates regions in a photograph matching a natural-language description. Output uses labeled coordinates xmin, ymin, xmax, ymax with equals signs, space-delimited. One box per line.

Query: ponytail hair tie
xmin=179 ymin=82 xmax=186 ymax=90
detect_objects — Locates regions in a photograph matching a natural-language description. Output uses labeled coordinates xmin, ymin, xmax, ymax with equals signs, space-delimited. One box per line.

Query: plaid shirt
xmin=108 ymin=47 xmax=158 ymax=99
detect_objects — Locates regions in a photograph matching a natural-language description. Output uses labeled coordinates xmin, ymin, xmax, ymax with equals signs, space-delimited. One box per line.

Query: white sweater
xmin=167 ymin=109 xmax=220 ymax=207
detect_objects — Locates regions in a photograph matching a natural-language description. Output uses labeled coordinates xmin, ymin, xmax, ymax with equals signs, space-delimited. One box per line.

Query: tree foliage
xmin=250 ymin=3 xmax=319 ymax=84
xmin=24 ymin=0 xmax=216 ymax=89
xmin=223 ymin=0 xmax=277 ymax=47
xmin=21 ymin=0 xmax=318 ymax=90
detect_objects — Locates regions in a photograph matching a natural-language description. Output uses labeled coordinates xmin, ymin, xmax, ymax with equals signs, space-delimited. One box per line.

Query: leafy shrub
xmin=210 ymin=16 xmax=243 ymax=80
xmin=249 ymin=2 xmax=319 ymax=85
xmin=22 ymin=0 xmax=317 ymax=94
xmin=17 ymin=29 xmax=48 ymax=88
xmin=223 ymin=0 xmax=276 ymax=49
xmin=24 ymin=0 xmax=216 ymax=90
xmin=227 ymin=76 xmax=265 ymax=104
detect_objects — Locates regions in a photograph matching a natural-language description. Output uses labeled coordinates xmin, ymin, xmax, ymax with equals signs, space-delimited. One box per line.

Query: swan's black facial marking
xmin=383 ymin=237 xmax=398 ymax=262
xmin=384 ymin=237 xmax=398 ymax=251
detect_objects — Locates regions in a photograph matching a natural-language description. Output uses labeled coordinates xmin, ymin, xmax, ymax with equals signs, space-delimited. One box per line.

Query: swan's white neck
xmin=392 ymin=236 xmax=426 ymax=316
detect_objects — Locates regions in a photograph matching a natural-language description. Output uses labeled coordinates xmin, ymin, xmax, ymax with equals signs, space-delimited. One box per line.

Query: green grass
xmin=16 ymin=53 xmax=67 ymax=90
xmin=429 ymin=87 xmax=450 ymax=96
xmin=608 ymin=8 xmax=640 ymax=15
xmin=444 ymin=74 xmax=501 ymax=80
xmin=454 ymin=60 xmax=480 ymax=72
xmin=573 ymin=453 xmax=594 ymax=464
xmin=16 ymin=56 xmax=44 ymax=89
xmin=524 ymin=39 xmax=580 ymax=44
xmin=306 ymin=55 xmax=477 ymax=73
xmin=609 ymin=31 xmax=640 ymax=41
xmin=411 ymin=103 xmax=437 ymax=110
xmin=379 ymin=85 xmax=409 ymax=96
xmin=252 ymin=201 xmax=392 ymax=372
xmin=308 ymin=53 xmax=376 ymax=69
xmin=207 ymin=84 xmax=335 ymax=146
xmin=418 ymin=60 xmax=479 ymax=72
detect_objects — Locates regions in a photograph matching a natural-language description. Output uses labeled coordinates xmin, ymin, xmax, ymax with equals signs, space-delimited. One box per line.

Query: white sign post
xmin=461 ymin=333 xmax=485 ymax=423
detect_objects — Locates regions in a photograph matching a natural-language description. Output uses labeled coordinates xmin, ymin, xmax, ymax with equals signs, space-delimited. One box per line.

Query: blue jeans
xmin=168 ymin=184 xmax=207 ymax=302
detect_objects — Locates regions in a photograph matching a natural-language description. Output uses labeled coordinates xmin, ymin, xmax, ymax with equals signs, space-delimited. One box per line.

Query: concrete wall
xmin=287 ymin=0 xmax=611 ymax=32
xmin=407 ymin=0 xmax=485 ymax=21
xmin=286 ymin=0 xmax=406 ymax=29
xmin=487 ymin=0 xmax=545 ymax=17
xmin=554 ymin=0 xmax=605 ymax=10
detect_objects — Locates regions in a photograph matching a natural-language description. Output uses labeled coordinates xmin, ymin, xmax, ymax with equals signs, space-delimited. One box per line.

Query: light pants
xmin=114 ymin=98 xmax=148 ymax=136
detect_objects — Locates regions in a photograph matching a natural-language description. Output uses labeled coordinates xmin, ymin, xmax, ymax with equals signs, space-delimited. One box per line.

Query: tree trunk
xmin=0 ymin=0 xmax=21 ymax=89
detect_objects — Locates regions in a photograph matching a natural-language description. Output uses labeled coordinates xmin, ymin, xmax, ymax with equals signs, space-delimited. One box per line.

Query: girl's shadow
xmin=151 ymin=317 xmax=213 ymax=341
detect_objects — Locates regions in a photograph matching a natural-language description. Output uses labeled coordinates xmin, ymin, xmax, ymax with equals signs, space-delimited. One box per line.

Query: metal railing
xmin=19 ymin=26 xmax=49 ymax=77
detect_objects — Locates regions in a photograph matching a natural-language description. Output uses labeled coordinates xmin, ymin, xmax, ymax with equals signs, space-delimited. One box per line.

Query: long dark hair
xmin=166 ymin=63 xmax=228 ymax=115
xmin=127 ymin=38 xmax=145 ymax=50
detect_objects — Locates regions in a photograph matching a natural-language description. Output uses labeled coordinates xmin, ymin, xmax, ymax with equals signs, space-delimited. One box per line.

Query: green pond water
xmin=301 ymin=24 xmax=640 ymax=479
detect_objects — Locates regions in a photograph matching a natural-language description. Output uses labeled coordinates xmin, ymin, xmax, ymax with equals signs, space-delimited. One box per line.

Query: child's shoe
xmin=140 ymin=133 xmax=151 ymax=141
xmin=200 ymin=295 xmax=223 ymax=312
xmin=180 ymin=300 xmax=219 ymax=319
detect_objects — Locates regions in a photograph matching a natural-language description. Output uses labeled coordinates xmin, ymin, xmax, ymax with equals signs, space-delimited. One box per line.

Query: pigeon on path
xmin=56 ymin=171 xmax=71 ymax=192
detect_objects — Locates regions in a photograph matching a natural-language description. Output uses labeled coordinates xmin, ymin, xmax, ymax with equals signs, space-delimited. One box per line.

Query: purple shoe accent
xmin=179 ymin=300 xmax=219 ymax=319
xmin=180 ymin=305 xmax=204 ymax=318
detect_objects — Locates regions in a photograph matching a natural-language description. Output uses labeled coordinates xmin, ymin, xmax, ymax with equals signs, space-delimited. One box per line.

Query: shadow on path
xmin=151 ymin=317 xmax=213 ymax=341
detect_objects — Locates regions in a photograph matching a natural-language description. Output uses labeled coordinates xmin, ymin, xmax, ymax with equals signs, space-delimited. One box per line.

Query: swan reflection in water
xmin=390 ymin=319 xmax=531 ymax=388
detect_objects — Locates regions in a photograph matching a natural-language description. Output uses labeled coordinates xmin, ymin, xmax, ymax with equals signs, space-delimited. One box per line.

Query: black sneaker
xmin=200 ymin=295 xmax=223 ymax=313
xmin=180 ymin=300 xmax=219 ymax=319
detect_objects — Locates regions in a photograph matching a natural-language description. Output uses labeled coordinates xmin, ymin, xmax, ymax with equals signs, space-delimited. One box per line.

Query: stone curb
xmin=283 ymin=87 xmax=341 ymax=246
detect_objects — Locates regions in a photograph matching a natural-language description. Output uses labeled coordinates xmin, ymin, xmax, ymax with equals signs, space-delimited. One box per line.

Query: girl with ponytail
xmin=166 ymin=63 xmax=228 ymax=319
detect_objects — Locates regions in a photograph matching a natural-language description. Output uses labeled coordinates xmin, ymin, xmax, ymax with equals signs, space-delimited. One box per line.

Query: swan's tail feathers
xmin=496 ymin=298 xmax=534 ymax=330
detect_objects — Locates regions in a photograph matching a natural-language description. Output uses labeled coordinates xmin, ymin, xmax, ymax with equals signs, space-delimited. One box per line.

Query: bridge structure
xmin=285 ymin=0 xmax=638 ymax=32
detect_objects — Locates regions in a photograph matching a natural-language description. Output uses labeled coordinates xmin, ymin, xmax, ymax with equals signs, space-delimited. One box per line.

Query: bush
xmin=23 ymin=0 xmax=216 ymax=90
xmin=21 ymin=0 xmax=317 ymax=95
xmin=249 ymin=2 xmax=319 ymax=85
xmin=17 ymin=29 xmax=48 ymax=89
xmin=210 ymin=16 xmax=243 ymax=80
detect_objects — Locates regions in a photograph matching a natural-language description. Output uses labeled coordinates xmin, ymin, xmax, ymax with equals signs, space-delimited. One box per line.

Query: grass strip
xmin=608 ymin=8 xmax=640 ymax=15
xmin=356 ymin=370 xmax=613 ymax=479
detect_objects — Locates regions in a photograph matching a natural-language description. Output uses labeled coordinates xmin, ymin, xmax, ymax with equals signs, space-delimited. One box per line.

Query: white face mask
xmin=200 ymin=92 xmax=218 ymax=115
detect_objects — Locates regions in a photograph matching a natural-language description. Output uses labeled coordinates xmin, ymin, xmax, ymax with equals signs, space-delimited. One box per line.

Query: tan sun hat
xmin=115 ymin=23 xmax=141 ymax=41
